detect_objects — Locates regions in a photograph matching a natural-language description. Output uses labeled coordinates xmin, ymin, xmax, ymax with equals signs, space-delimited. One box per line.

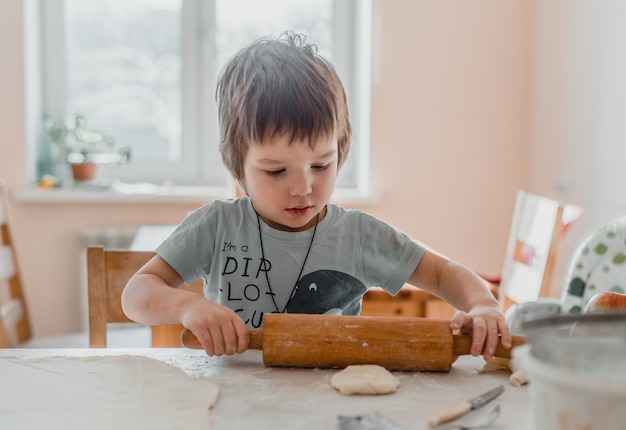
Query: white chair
xmin=499 ymin=190 xmax=583 ymax=311
xmin=560 ymin=215 xmax=626 ymax=314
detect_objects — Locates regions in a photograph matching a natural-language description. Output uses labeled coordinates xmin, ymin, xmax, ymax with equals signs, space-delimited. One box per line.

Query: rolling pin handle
xmin=248 ymin=329 xmax=263 ymax=350
xmin=180 ymin=328 xmax=202 ymax=349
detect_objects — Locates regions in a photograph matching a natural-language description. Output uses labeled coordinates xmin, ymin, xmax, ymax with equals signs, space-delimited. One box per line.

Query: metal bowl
xmin=521 ymin=312 xmax=626 ymax=379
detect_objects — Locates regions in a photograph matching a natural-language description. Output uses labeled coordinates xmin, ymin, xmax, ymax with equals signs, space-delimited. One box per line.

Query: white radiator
xmin=80 ymin=227 xmax=138 ymax=249
xmin=78 ymin=227 xmax=138 ymax=331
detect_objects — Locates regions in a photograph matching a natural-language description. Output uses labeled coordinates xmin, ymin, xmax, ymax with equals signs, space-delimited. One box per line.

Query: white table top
xmin=0 ymin=348 xmax=529 ymax=430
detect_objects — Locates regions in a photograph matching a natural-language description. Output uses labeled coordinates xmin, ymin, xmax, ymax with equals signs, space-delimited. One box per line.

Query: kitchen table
xmin=0 ymin=348 xmax=529 ymax=430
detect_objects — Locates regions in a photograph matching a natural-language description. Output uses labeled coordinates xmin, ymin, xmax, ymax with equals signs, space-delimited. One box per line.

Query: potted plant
xmin=48 ymin=115 xmax=131 ymax=182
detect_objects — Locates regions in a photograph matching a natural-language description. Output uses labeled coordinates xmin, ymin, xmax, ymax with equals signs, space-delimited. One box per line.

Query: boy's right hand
xmin=180 ymin=301 xmax=250 ymax=356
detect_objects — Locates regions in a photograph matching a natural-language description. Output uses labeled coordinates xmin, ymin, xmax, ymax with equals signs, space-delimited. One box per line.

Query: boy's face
xmin=242 ymin=133 xmax=338 ymax=232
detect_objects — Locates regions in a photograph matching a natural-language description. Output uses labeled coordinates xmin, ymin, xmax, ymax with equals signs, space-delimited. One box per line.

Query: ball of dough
xmin=331 ymin=364 xmax=400 ymax=395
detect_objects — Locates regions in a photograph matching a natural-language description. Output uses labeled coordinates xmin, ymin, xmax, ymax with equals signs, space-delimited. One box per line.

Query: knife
xmin=427 ymin=384 xmax=504 ymax=428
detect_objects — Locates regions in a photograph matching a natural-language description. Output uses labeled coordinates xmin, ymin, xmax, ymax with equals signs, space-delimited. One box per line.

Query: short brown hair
xmin=216 ymin=32 xmax=352 ymax=180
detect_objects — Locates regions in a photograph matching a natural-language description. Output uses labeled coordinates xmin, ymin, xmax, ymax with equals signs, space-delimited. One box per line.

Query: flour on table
xmin=0 ymin=355 xmax=219 ymax=430
xmin=331 ymin=364 xmax=400 ymax=395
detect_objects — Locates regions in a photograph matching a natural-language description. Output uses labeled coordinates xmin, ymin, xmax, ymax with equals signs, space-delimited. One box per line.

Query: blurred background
xmin=1 ymin=0 xmax=625 ymax=337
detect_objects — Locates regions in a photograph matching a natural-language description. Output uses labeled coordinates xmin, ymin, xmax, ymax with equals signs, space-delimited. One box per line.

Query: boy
xmin=122 ymin=32 xmax=511 ymax=360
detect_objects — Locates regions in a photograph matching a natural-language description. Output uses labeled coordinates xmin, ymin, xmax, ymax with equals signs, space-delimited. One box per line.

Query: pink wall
xmin=1 ymin=0 xmax=532 ymax=336
xmin=368 ymin=1 xmax=531 ymax=268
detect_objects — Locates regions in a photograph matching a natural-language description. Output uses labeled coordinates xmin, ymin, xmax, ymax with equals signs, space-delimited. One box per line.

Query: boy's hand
xmin=449 ymin=306 xmax=512 ymax=361
xmin=181 ymin=301 xmax=249 ymax=356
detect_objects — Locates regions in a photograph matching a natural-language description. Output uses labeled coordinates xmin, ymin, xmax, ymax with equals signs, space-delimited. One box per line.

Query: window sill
xmin=14 ymin=182 xmax=380 ymax=206
xmin=14 ymin=182 xmax=234 ymax=205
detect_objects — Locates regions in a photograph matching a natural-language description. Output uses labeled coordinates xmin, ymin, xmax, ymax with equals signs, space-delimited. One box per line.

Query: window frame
xmin=33 ymin=0 xmax=371 ymax=194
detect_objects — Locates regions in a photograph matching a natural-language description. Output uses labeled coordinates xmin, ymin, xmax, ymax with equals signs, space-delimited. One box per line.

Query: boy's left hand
xmin=449 ymin=306 xmax=512 ymax=361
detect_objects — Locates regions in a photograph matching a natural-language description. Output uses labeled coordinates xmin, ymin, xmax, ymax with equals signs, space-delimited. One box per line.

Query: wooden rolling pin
xmin=181 ymin=314 xmax=525 ymax=371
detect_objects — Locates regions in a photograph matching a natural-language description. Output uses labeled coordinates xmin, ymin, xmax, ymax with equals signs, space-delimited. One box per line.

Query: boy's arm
xmin=121 ymin=255 xmax=249 ymax=356
xmin=407 ymin=250 xmax=497 ymax=310
xmin=406 ymin=250 xmax=512 ymax=360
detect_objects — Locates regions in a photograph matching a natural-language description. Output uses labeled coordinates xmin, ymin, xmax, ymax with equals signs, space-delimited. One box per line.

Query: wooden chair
xmin=86 ymin=246 xmax=204 ymax=347
xmin=0 ymin=181 xmax=32 ymax=347
xmin=1 ymin=180 xmax=88 ymax=347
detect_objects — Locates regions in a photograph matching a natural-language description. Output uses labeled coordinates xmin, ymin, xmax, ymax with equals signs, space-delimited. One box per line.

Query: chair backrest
xmin=0 ymin=181 xmax=32 ymax=347
xmin=86 ymin=246 xmax=203 ymax=347
xmin=499 ymin=190 xmax=583 ymax=310
xmin=560 ymin=215 xmax=626 ymax=314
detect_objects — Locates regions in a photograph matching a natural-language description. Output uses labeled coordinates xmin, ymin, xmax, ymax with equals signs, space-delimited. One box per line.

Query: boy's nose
xmin=289 ymin=172 xmax=313 ymax=196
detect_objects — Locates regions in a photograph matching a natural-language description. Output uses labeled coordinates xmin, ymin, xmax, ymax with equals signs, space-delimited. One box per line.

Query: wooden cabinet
xmin=361 ymin=285 xmax=456 ymax=319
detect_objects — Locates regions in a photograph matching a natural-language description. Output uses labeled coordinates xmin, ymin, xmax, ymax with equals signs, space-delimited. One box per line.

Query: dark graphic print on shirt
xmin=218 ymin=240 xmax=366 ymax=327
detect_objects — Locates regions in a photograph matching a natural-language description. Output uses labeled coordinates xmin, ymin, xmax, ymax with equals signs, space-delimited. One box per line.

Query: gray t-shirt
xmin=156 ymin=197 xmax=425 ymax=328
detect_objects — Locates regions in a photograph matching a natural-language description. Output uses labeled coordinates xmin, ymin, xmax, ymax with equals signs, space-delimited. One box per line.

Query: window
xmin=34 ymin=0 xmax=371 ymax=193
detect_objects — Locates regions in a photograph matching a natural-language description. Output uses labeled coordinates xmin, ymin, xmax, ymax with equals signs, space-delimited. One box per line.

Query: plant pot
xmin=70 ymin=162 xmax=98 ymax=181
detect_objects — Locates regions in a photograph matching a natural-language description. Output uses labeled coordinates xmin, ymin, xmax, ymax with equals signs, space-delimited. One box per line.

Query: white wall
xmin=567 ymin=1 xmax=626 ymax=227
xmin=531 ymin=1 xmax=626 ymax=274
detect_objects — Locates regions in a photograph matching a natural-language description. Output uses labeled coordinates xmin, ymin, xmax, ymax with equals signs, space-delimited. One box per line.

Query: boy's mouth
xmin=286 ymin=206 xmax=312 ymax=217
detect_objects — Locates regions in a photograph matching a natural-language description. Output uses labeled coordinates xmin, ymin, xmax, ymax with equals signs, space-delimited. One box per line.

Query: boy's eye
xmin=313 ymin=164 xmax=329 ymax=171
xmin=266 ymin=169 xmax=285 ymax=177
